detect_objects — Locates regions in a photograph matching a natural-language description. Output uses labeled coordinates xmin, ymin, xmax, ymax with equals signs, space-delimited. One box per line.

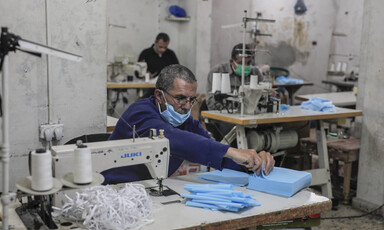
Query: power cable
xmin=321 ymin=203 xmax=384 ymax=220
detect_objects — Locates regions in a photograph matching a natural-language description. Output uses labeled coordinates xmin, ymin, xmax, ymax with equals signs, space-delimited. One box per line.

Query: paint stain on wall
xmin=293 ymin=18 xmax=308 ymax=48
xmin=256 ymin=41 xmax=309 ymax=67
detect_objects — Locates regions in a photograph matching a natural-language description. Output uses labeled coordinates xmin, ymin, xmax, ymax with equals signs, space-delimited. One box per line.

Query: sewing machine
xmin=51 ymin=133 xmax=170 ymax=194
xmin=108 ymin=61 xmax=148 ymax=82
xmin=210 ymin=79 xmax=298 ymax=156
xmin=12 ymin=132 xmax=170 ymax=229
xmin=214 ymin=83 xmax=280 ymax=115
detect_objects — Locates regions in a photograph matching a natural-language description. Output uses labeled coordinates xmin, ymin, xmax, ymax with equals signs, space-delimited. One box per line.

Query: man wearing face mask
xmin=102 ymin=64 xmax=275 ymax=184
xmin=203 ymin=43 xmax=263 ymax=141
xmin=205 ymin=43 xmax=263 ymax=111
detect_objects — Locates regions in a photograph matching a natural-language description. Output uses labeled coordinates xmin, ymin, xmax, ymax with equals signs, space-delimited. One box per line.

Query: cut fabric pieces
xmin=196 ymin=168 xmax=250 ymax=186
xmin=276 ymin=76 xmax=304 ymax=84
xmin=300 ymin=97 xmax=337 ymax=112
xmin=247 ymin=167 xmax=312 ymax=197
xmin=181 ymin=184 xmax=260 ymax=212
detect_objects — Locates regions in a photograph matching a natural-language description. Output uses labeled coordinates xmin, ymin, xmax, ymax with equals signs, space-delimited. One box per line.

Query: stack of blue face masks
xmin=181 ymin=184 xmax=260 ymax=212
xmin=247 ymin=167 xmax=312 ymax=197
xmin=196 ymin=168 xmax=249 ymax=187
xmin=196 ymin=167 xmax=312 ymax=198
xmin=276 ymin=76 xmax=304 ymax=84
xmin=300 ymin=97 xmax=337 ymax=112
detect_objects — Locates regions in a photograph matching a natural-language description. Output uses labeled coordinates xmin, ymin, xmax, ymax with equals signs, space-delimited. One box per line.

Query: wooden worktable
xmin=201 ymin=107 xmax=363 ymax=199
xmin=107 ymin=82 xmax=155 ymax=89
xmin=4 ymin=174 xmax=331 ymax=229
xmin=295 ymin=91 xmax=357 ymax=107
xmin=201 ymin=106 xmax=362 ymax=126
xmin=138 ymin=176 xmax=331 ymax=229
xmin=273 ymin=82 xmax=313 ymax=105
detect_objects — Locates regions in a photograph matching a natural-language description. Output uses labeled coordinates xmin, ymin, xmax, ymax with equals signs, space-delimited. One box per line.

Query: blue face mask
xmin=158 ymin=91 xmax=191 ymax=127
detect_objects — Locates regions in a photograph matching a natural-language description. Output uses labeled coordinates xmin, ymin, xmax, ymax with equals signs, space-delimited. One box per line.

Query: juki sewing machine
xmin=51 ymin=130 xmax=170 ymax=195
xmin=14 ymin=130 xmax=171 ymax=229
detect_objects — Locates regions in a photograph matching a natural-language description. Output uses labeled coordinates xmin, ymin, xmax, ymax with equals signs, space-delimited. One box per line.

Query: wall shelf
xmin=165 ymin=16 xmax=191 ymax=22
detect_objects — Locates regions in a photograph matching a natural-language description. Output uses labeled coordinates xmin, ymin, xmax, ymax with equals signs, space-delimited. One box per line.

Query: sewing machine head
xmin=214 ymin=82 xmax=279 ymax=114
xmin=108 ymin=58 xmax=148 ymax=81
xmin=241 ymin=84 xmax=280 ymax=114
xmin=51 ymin=135 xmax=170 ymax=184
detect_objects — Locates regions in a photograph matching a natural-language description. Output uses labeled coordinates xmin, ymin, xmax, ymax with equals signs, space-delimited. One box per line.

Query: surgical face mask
xmin=158 ymin=91 xmax=191 ymax=127
xmin=233 ymin=61 xmax=252 ymax=76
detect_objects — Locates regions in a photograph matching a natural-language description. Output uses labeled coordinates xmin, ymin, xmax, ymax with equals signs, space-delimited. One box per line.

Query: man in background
xmin=138 ymin=32 xmax=179 ymax=79
xmin=203 ymin=43 xmax=263 ymax=141
xmin=205 ymin=43 xmax=263 ymax=111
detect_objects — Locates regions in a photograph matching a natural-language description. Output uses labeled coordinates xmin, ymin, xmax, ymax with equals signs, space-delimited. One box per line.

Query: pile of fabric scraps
xmin=52 ymin=184 xmax=153 ymax=230
xmin=181 ymin=184 xmax=260 ymax=212
xmin=276 ymin=76 xmax=304 ymax=84
xmin=300 ymin=97 xmax=337 ymax=112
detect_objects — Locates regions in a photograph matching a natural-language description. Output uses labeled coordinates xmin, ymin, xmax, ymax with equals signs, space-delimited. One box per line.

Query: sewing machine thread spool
xmin=336 ymin=62 xmax=342 ymax=72
xmin=221 ymin=73 xmax=231 ymax=93
xmin=73 ymin=140 xmax=93 ymax=184
xmin=250 ymin=75 xmax=258 ymax=89
xmin=341 ymin=62 xmax=347 ymax=73
xmin=31 ymin=149 xmax=53 ymax=191
xmin=329 ymin=63 xmax=336 ymax=72
xmin=212 ymin=73 xmax=222 ymax=93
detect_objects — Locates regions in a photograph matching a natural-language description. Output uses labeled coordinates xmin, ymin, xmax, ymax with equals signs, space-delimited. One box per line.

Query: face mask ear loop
xmin=157 ymin=91 xmax=167 ymax=112
xmin=161 ymin=90 xmax=169 ymax=105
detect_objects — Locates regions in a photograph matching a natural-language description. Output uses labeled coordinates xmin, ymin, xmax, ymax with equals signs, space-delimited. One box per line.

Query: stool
xmin=300 ymin=135 xmax=360 ymax=204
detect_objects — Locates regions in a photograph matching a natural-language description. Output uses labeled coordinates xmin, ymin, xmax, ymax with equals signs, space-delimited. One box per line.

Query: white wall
xmin=0 ymin=0 xmax=107 ymax=190
xmin=353 ymin=0 xmax=384 ymax=216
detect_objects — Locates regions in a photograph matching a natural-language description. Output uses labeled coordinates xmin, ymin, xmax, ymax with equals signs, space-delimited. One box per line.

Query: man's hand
xmin=224 ymin=147 xmax=275 ymax=175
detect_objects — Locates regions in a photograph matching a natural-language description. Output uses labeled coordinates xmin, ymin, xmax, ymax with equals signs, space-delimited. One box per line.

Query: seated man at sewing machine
xmin=205 ymin=43 xmax=266 ymax=111
xmin=203 ymin=43 xmax=276 ymax=141
xmin=101 ymin=64 xmax=275 ymax=184
xmin=138 ymin=32 xmax=179 ymax=79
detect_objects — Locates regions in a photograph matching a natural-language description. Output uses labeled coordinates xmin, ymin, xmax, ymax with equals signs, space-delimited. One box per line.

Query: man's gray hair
xmin=156 ymin=64 xmax=197 ymax=91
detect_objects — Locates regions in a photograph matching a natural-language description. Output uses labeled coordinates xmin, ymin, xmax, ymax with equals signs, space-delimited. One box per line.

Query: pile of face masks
xmin=276 ymin=76 xmax=304 ymax=84
xmin=300 ymin=97 xmax=337 ymax=112
xmin=181 ymin=184 xmax=260 ymax=212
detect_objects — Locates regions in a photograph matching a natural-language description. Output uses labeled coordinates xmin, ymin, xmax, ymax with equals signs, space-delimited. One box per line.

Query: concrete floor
xmin=313 ymin=203 xmax=384 ymax=230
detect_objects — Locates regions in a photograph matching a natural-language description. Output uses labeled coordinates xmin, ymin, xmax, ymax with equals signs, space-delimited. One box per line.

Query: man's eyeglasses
xmin=163 ymin=91 xmax=197 ymax=106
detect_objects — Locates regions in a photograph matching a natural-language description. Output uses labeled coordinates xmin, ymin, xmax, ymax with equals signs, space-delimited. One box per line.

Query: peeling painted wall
xmin=210 ymin=0 xmax=363 ymax=98
xmin=0 ymin=0 xmax=107 ymax=190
